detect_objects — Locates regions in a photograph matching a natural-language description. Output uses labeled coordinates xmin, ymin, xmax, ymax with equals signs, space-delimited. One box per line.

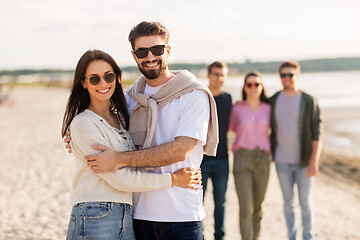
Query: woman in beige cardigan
xmin=61 ymin=49 xmax=200 ymax=240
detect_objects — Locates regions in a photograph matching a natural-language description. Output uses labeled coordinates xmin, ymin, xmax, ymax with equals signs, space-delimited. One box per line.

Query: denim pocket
xmin=81 ymin=203 xmax=134 ymax=239
xmin=84 ymin=203 xmax=111 ymax=220
xmin=66 ymin=215 xmax=76 ymax=240
xmin=119 ymin=204 xmax=134 ymax=238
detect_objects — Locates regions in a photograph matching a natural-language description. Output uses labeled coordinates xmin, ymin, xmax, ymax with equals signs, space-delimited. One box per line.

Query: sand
xmin=0 ymin=87 xmax=359 ymax=240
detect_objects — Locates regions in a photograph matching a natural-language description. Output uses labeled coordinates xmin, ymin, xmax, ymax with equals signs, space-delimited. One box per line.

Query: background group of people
xmin=63 ymin=20 xmax=322 ymax=240
xmin=203 ymin=61 xmax=322 ymax=240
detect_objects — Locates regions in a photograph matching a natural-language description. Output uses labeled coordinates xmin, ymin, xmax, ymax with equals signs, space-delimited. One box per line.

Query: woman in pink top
xmin=228 ymin=71 xmax=271 ymax=240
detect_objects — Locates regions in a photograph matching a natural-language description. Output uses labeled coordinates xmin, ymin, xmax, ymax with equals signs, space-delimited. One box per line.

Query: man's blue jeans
xmin=275 ymin=162 xmax=315 ymax=240
xmin=201 ymin=157 xmax=229 ymax=240
xmin=133 ymin=219 xmax=203 ymax=240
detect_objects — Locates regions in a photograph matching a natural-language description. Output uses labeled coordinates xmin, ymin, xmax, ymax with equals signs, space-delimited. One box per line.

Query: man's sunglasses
xmin=210 ymin=72 xmax=225 ymax=78
xmin=86 ymin=72 xmax=116 ymax=86
xmin=246 ymin=82 xmax=261 ymax=88
xmin=133 ymin=45 xmax=167 ymax=59
xmin=280 ymin=73 xmax=295 ymax=78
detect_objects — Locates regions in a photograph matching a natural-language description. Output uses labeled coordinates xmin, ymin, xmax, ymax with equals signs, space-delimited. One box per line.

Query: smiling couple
xmin=62 ymin=21 xmax=218 ymax=240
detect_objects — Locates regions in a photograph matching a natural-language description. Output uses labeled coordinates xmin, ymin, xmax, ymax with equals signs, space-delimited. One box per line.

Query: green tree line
xmin=1 ymin=57 xmax=360 ymax=77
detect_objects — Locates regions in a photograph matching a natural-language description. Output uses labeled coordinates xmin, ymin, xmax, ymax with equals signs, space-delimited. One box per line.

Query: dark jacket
xmin=269 ymin=91 xmax=322 ymax=167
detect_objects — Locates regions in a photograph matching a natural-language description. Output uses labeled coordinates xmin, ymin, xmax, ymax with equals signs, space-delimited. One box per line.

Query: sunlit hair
xmin=242 ymin=71 xmax=269 ymax=103
xmin=207 ymin=61 xmax=228 ymax=74
xmin=61 ymin=49 xmax=129 ymax=137
xmin=278 ymin=61 xmax=301 ymax=73
xmin=128 ymin=21 xmax=169 ymax=50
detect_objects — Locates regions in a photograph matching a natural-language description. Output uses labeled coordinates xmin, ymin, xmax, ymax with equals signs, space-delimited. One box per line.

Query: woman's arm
xmin=71 ymin=116 xmax=200 ymax=193
xmin=228 ymin=105 xmax=236 ymax=132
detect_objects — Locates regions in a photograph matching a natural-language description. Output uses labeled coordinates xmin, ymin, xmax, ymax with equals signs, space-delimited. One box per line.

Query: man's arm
xmin=86 ymin=136 xmax=198 ymax=173
xmin=307 ymin=96 xmax=322 ymax=177
xmin=307 ymin=140 xmax=322 ymax=177
xmin=87 ymin=90 xmax=210 ymax=173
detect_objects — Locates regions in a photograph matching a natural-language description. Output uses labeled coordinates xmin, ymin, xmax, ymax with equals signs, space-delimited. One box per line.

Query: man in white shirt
xmin=83 ymin=21 xmax=218 ymax=240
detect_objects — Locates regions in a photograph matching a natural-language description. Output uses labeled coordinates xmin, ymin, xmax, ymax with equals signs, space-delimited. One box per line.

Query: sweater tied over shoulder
xmin=126 ymin=70 xmax=219 ymax=156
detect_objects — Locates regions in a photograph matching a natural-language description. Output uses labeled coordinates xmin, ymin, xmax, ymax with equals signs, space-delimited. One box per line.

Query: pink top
xmin=228 ymin=101 xmax=271 ymax=154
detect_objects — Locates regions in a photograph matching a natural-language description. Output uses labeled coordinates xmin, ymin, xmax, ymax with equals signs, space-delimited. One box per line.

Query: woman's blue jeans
xmin=275 ymin=163 xmax=315 ymax=240
xmin=66 ymin=202 xmax=135 ymax=240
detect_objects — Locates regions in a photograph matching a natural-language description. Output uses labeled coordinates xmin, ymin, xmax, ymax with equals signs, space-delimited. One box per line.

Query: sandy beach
xmin=0 ymin=86 xmax=359 ymax=240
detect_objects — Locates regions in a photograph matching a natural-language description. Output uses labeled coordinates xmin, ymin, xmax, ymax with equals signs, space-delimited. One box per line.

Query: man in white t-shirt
xmin=83 ymin=21 xmax=218 ymax=240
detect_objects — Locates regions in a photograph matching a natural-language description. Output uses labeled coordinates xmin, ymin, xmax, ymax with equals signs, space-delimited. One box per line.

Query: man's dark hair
xmin=128 ymin=21 xmax=169 ymax=50
xmin=207 ymin=61 xmax=228 ymax=74
xmin=278 ymin=61 xmax=301 ymax=73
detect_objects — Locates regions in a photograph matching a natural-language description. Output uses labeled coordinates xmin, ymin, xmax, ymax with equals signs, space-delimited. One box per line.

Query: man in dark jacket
xmin=269 ymin=61 xmax=322 ymax=240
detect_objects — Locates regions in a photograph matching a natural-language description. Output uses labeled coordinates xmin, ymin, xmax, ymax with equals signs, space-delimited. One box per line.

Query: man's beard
xmin=138 ymin=59 xmax=167 ymax=80
xmin=283 ymin=82 xmax=294 ymax=91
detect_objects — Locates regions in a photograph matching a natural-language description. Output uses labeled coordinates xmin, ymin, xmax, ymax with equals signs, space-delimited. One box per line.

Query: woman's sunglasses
xmin=280 ymin=73 xmax=295 ymax=78
xmin=133 ymin=45 xmax=167 ymax=59
xmin=246 ymin=82 xmax=261 ymax=88
xmin=87 ymin=72 xmax=116 ymax=86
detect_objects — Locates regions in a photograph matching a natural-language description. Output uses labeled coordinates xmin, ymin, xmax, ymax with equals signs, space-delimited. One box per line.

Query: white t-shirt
xmin=125 ymin=80 xmax=210 ymax=222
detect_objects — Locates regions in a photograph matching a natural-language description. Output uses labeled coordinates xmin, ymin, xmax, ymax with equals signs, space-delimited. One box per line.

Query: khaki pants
xmin=233 ymin=148 xmax=270 ymax=240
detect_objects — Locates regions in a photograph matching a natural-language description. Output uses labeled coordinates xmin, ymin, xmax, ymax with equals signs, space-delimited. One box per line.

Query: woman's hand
xmin=171 ymin=167 xmax=202 ymax=189
xmin=64 ymin=130 xmax=72 ymax=153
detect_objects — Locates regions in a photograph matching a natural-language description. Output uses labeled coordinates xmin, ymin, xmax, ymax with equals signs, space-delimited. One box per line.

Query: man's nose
xmin=144 ymin=50 xmax=156 ymax=61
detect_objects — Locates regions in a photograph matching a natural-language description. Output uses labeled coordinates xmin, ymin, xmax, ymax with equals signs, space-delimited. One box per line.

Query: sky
xmin=1 ymin=0 xmax=360 ymax=70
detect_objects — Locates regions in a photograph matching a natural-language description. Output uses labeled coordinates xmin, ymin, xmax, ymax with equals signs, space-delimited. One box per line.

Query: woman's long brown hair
xmin=61 ymin=49 xmax=129 ymax=137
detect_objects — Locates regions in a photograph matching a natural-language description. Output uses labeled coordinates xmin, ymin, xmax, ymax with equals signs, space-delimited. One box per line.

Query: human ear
xmin=131 ymin=51 xmax=137 ymax=61
xmin=166 ymin=45 xmax=171 ymax=54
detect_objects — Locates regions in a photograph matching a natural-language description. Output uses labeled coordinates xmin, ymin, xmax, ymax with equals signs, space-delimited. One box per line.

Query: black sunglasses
xmin=210 ymin=72 xmax=225 ymax=78
xmin=133 ymin=45 xmax=167 ymax=59
xmin=280 ymin=73 xmax=295 ymax=78
xmin=86 ymin=72 xmax=116 ymax=86
xmin=246 ymin=82 xmax=261 ymax=88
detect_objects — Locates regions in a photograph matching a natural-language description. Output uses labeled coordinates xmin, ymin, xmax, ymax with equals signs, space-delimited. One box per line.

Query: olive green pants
xmin=233 ymin=148 xmax=270 ymax=240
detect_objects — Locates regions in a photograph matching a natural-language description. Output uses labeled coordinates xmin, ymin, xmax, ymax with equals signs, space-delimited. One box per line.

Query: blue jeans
xmin=275 ymin=163 xmax=315 ymax=240
xmin=200 ymin=157 xmax=229 ymax=240
xmin=133 ymin=219 xmax=203 ymax=240
xmin=66 ymin=202 xmax=135 ymax=240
